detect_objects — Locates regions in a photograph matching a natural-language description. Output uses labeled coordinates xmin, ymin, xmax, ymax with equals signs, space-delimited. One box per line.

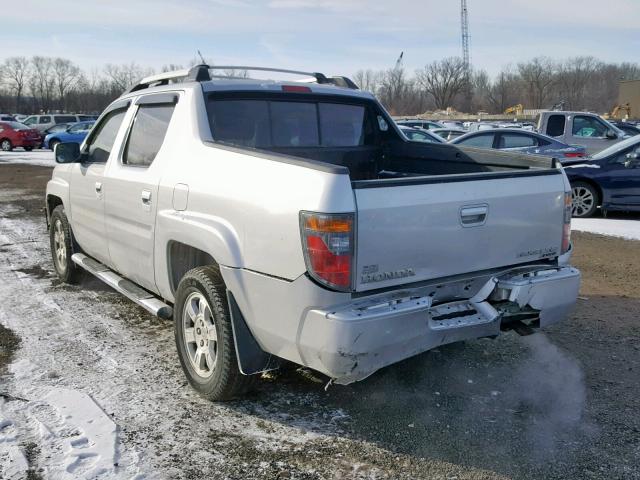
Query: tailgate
xmin=353 ymin=171 xmax=566 ymax=291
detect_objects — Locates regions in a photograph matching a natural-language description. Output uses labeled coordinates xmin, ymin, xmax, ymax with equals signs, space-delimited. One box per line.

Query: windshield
xmin=592 ymin=135 xmax=640 ymax=160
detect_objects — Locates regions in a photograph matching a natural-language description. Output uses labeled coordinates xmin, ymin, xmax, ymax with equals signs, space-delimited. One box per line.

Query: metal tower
xmin=460 ymin=0 xmax=470 ymax=70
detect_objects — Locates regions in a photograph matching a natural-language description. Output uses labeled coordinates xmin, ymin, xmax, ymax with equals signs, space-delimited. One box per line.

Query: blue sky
xmin=3 ymin=0 xmax=639 ymax=77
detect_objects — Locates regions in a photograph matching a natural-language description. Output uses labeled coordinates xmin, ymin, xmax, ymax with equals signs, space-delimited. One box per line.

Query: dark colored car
xmin=563 ymin=135 xmax=640 ymax=217
xmin=610 ymin=121 xmax=640 ymax=137
xmin=451 ymin=129 xmax=586 ymax=158
xmin=0 ymin=121 xmax=42 ymax=151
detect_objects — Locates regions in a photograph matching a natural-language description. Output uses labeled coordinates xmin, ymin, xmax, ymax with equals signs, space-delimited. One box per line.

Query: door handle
xmin=460 ymin=204 xmax=488 ymax=227
xmin=95 ymin=181 xmax=102 ymax=193
xmin=141 ymin=190 xmax=152 ymax=204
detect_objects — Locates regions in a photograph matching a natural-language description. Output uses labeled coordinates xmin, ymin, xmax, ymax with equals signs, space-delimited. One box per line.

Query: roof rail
xmin=126 ymin=64 xmax=359 ymax=93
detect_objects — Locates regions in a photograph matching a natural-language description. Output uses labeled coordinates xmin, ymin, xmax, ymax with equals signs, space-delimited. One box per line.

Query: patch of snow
xmin=0 ymin=150 xmax=55 ymax=167
xmin=572 ymin=217 xmax=640 ymax=241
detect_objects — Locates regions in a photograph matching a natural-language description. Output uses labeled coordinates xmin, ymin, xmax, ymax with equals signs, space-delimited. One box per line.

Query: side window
xmin=122 ymin=104 xmax=175 ymax=167
xmin=86 ymin=110 xmax=127 ymax=163
xmin=572 ymin=116 xmax=608 ymax=138
xmin=499 ymin=134 xmax=537 ymax=149
xmin=546 ymin=115 xmax=565 ymax=137
xmin=39 ymin=116 xmax=51 ymax=124
xmin=459 ymin=133 xmax=495 ymax=148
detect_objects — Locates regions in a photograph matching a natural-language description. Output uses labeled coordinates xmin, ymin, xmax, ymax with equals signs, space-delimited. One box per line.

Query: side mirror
xmin=624 ymin=151 xmax=640 ymax=168
xmin=606 ymin=129 xmax=618 ymax=140
xmin=55 ymin=142 xmax=81 ymax=164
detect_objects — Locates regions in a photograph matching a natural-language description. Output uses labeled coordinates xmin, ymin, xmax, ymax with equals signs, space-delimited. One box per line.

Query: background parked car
xmin=563 ymin=135 xmax=640 ymax=217
xmin=398 ymin=125 xmax=445 ymax=143
xmin=23 ymin=114 xmax=84 ymax=132
xmin=432 ymin=128 xmax=466 ymax=141
xmin=451 ymin=129 xmax=586 ymax=158
xmin=0 ymin=121 xmax=42 ymax=151
xmin=43 ymin=121 xmax=94 ymax=151
xmin=610 ymin=121 xmax=640 ymax=137
xmin=42 ymin=123 xmax=74 ymax=136
xmin=537 ymin=110 xmax=627 ymax=155
xmin=396 ymin=119 xmax=445 ymax=130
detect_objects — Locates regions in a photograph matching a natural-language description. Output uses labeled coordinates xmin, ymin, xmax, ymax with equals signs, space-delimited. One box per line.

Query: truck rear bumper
xmin=221 ymin=265 xmax=580 ymax=384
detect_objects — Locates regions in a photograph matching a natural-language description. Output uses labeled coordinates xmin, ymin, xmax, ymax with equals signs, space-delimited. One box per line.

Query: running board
xmin=71 ymin=253 xmax=173 ymax=319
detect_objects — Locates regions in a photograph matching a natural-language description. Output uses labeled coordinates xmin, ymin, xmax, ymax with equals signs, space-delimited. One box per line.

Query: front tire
xmin=174 ymin=266 xmax=255 ymax=401
xmin=571 ymin=181 xmax=599 ymax=218
xmin=49 ymin=205 xmax=81 ymax=283
xmin=1 ymin=139 xmax=12 ymax=151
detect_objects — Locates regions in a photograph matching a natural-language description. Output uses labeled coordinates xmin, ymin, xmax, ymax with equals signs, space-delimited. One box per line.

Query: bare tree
xmin=104 ymin=63 xmax=149 ymax=92
xmin=30 ymin=56 xmax=55 ymax=112
xmin=1 ymin=57 xmax=30 ymax=112
xmin=415 ymin=57 xmax=467 ymax=110
xmin=555 ymin=57 xmax=601 ymax=110
xmin=517 ymin=57 xmax=557 ymax=109
xmin=353 ymin=69 xmax=380 ymax=93
xmin=53 ymin=58 xmax=80 ymax=111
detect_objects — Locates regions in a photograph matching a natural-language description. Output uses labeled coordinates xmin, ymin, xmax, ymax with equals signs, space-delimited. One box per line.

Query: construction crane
xmin=394 ymin=51 xmax=404 ymax=70
xmin=504 ymin=104 xmax=524 ymax=116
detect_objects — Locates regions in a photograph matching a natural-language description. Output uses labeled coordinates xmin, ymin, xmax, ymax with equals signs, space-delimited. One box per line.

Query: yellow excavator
xmin=604 ymin=103 xmax=631 ymax=120
xmin=504 ymin=104 xmax=524 ymax=116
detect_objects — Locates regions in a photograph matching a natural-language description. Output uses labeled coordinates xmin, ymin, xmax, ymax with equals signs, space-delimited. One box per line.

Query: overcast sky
xmin=3 ymin=0 xmax=639 ymax=77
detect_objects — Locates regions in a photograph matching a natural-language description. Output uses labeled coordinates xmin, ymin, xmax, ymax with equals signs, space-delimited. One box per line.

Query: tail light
xmin=563 ymin=152 xmax=584 ymax=158
xmin=561 ymin=191 xmax=572 ymax=254
xmin=300 ymin=212 xmax=354 ymax=291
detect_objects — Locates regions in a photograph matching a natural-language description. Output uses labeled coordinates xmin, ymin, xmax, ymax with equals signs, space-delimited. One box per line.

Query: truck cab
xmin=538 ymin=111 xmax=627 ymax=155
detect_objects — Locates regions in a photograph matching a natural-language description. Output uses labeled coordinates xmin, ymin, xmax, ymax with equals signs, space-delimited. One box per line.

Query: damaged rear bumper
xmin=298 ymin=266 xmax=580 ymax=384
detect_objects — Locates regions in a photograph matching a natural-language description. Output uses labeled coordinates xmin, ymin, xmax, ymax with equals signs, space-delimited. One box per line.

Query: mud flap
xmin=227 ymin=291 xmax=281 ymax=375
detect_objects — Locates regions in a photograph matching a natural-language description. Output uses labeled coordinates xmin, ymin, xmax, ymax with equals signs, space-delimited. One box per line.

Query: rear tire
xmin=571 ymin=181 xmax=599 ymax=218
xmin=174 ymin=266 xmax=255 ymax=401
xmin=1 ymin=139 xmax=12 ymax=151
xmin=49 ymin=205 xmax=81 ymax=283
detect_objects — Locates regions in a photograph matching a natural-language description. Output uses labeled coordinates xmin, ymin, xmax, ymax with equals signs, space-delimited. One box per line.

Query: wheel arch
xmin=570 ymin=177 xmax=603 ymax=205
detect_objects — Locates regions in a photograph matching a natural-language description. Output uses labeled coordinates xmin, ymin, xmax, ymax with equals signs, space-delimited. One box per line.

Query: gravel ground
xmin=0 ymin=160 xmax=638 ymax=479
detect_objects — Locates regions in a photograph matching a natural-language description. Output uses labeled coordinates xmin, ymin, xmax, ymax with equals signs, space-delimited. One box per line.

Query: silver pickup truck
xmin=46 ymin=65 xmax=580 ymax=400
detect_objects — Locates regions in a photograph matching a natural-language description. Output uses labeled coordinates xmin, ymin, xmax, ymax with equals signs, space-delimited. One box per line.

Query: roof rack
xmin=126 ymin=64 xmax=359 ymax=93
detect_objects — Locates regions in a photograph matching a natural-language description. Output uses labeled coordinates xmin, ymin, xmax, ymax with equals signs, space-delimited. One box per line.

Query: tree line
xmin=358 ymin=56 xmax=639 ymax=116
xmin=1 ymin=55 xmax=638 ymax=116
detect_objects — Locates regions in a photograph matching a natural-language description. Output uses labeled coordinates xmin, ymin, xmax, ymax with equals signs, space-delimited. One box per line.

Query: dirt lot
xmin=0 ymin=161 xmax=639 ymax=479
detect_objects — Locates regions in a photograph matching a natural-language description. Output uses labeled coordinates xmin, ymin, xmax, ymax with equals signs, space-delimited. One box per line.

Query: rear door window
xmin=499 ymin=133 xmax=537 ymax=149
xmin=123 ymin=104 xmax=175 ymax=167
xmin=546 ymin=115 xmax=565 ymax=137
xmin=55 ymin=115 xmax=77 ymax=123
xmin=458 ymin=133 xmax=495 ymax=148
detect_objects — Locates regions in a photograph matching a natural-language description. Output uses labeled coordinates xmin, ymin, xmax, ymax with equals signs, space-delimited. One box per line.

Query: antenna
xmin=197 ymin=50 xmax=207 ymax=64
xmin=460 ymin=0 xmax=470 ymax=70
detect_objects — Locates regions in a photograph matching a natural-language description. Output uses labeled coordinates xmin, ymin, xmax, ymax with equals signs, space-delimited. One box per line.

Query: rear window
xmin=55 ymin=115 xmax=77 ymax=123
xmin=207 ymin=98 xmax=371 ymax=149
